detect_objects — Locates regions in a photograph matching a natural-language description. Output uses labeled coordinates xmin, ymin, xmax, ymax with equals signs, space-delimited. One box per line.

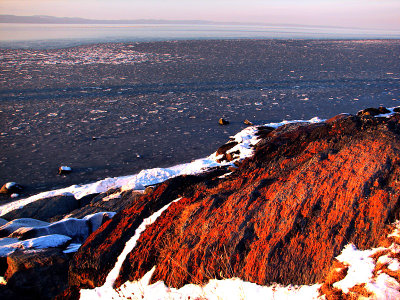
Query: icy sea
xmin=0 ymin=36 xmax=400 ymax=197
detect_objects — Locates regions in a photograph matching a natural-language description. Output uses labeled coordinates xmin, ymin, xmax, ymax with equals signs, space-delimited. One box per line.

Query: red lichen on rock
xmin=68 ymin=112 xmax=400 ymax=293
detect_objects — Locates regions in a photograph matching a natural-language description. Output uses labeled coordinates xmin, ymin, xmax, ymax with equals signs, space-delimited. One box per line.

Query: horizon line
xmin=1 ymin=14 xmax=395 ymax=32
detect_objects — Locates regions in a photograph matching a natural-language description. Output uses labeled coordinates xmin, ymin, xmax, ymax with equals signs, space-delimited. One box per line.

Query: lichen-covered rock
xmin=68 ymin=168 xmax=228 ymax=289
xmin=67 ymin=111 xmax=400 ymax=292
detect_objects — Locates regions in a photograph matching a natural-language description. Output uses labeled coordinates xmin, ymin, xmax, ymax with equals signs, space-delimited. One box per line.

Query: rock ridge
xmin=65 ymin=110 xmax=400 ymax=297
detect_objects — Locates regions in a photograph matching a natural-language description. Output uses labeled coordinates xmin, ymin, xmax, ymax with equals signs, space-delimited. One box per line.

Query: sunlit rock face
xmin=68 ymin=112 xmax=400 ymax=293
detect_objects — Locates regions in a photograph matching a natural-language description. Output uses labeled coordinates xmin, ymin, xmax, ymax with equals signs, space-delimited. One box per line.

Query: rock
xmin=50 ymin=189 xmax=141 ymax=222
xmin=0 ymin=182 xmax=23 ymax=195
xmin=0 ymin=219 xmax=50 ymax=238
xmin=65 ymin=111 xmax=400 ymax=293
xmin=68 ymin=169 xmax=228 ymax=289
xmin=2 ymin=194 xmax=79 ymax=222
xmin=113 ymin=113 xmax=400 ymax=288
xmin=0 ymin=219 xmax=7 ymax=227
xmin=356 ymin=106 xmax=390 ymax=117
xmin=393 ymin=107 xmax=400 ymax=113
xmin=4 ymin=248 xmax=69 ymax=300
xmin=244 ymin=119 xmax=253 ymax=125
xmin=15 ymin=219 xmax=90 ymax=243
xmin=144 ymin=185 xmax=155 ymax=195
xmin=216 ymin=141 xmax=238 ymax=163
xmin=58 ymin=166 xmax=72 ymax=175
xmin=218 ymin=118 xmax=229 ymax=125
xmin=326 ymin=113 xmax=352 ymax=124
xmin=77 ymin=193 xmax=99 ymax=208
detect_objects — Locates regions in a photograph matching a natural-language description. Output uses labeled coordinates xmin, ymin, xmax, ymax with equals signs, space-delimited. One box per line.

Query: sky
xmin=0 ymin=0 xmax=399 ymax=30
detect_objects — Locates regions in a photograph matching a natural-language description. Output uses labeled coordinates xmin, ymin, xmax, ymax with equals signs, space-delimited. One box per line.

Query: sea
xmin=1 ymin=23 xmax=400 ymax=197
xmin=1 ymin=23 xmax=400 ymax=49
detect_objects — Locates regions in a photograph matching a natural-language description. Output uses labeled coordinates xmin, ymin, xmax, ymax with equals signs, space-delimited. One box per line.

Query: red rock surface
xmin=67 ymin=112 xmax=400 ymax=293
xmin=68 ymin=168 xmax=228 ymax=289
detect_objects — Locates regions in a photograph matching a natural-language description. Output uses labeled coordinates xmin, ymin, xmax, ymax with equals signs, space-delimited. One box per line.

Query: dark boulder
xmin=58 ymin=166 xmax=72 ymax=175
xmin=2 ymin=194 xmax=79 ymax=222
xmin=0 ymin=182 xmax=23 ymax=195
xmin=218 ymin=118 xmax=229 ymax=125
xmin=356 ymin=106 xmax=390 ymax=117
xmin=4 ymin=248 xmax=69 ymax=300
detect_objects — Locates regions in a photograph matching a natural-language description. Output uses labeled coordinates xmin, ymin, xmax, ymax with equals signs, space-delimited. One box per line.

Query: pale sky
xmin=0 ymin=0 xmax=399 ymax=30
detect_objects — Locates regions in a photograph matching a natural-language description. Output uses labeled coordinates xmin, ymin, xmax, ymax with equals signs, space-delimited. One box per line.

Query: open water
xmin=1 ymin=23 xmax=400 ymax=49
xmin=0 ymin=31 xmax=400 ymax=197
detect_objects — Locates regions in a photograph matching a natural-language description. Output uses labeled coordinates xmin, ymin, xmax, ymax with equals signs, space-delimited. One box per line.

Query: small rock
xmin=244 ymin=119 xmax=253 ymax=125
xmin=0 ymin=182 xmax=23 ymax=195
xmin=58 ymin=166 xmax=72 ymax=175
xmin=218 ymin=118 xmax=229 ymax=125
xmin=357 ymin=107 xmax=390 ymax=117
xmin=144 ymin=186 xmax=155 ymax=195
xmin=10 ymin=194 xmax=19 ymax=199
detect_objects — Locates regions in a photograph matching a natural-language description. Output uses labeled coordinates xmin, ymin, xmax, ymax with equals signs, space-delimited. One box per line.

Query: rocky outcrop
xmin=2 ymin=194 xmax=79 ymax=222
xmin=3 ymin=248 xmax=69 ymax=299
xmin=68 ymin=168 xmax=228 ymax=289
xmin=50 ymin=189 xmax=142 ymax=222
xmin=65 ymin=111 xmax=400 ymax=294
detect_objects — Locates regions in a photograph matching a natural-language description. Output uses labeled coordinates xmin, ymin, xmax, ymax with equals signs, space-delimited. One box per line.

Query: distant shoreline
xmin=0 ymin=14 xmax=366 ymax=30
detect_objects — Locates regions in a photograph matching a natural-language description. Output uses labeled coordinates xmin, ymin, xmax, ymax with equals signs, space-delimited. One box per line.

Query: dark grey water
xmin=1 ymin=39 xmax=400 ymax=197
xmin=1 ymin=23 xmax=400 ymax=49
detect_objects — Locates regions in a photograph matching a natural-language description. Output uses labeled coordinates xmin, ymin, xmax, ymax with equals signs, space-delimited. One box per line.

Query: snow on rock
xmin=0 ymin=218 xmax=50 ymax=236
xmin=0 ymin=234 xmax=71 ymax=257
xmin=83 ymin=212 xmax=116 ymax=232
xmin=326 ymin=221 xmax=400 ymax=299
xmin=0 ymin=213 xmax=116 ymax=257
xmin=0 ymin=182 xmax=23 ymax=194
xmin=21 ymin=218 xmax=90 ymax=243
xmin=64 ymin=243 xmax=82 ymax=254
xmin=333 ymin=244 xmax=377 ymax=293
xmin=115 ymin=268 xmax=322 ymax=300
xmin=59 ymin=166 xmax=72 ymax=175
xmin=0 ymin=237 xmax=19 ymax=247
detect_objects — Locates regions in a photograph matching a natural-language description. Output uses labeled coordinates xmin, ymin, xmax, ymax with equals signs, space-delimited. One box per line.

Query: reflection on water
xmin=1 ymin=23 xmax=400 ymax=49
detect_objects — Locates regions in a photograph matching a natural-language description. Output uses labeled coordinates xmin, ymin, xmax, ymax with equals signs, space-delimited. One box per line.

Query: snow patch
xmin=0 ymin=234 xmax=71 ymax=257
xmin=333 ymin=244 xmax=377 ymax=293
xmin=116 ymin=267 xmax=322 ymax=300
